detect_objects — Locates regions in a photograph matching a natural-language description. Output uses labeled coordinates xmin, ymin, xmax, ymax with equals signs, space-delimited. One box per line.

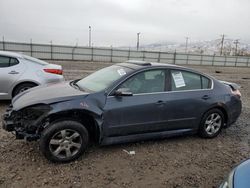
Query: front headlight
xmin=220 ymin=169 xmax=235 ymax=188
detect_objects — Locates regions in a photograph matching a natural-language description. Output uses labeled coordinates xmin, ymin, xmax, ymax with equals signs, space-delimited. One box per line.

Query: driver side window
xmin=118 ymin=69 xmax=166 ymax=94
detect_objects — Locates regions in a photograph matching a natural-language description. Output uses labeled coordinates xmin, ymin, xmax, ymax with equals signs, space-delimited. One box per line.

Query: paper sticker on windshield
xmin=172 ymin=72 xmax=185 ymax=88
xmin=117 ymin=69 xmax=126 ymax=76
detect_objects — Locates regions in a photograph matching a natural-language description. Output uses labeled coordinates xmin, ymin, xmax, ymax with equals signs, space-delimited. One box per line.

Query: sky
xmin=0 ymin=0 xmax=250 ymax=47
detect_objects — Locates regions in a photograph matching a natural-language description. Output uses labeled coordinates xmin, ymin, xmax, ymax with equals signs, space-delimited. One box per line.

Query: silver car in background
xmin=0 ymin=51 xmax=64 ymax=99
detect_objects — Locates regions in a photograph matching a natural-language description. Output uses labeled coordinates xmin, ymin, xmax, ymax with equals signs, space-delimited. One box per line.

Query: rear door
xmin=0 ymin=56 xmax=25 ymax=96
xmin=161 ymin=69 xmax=214 ymax=131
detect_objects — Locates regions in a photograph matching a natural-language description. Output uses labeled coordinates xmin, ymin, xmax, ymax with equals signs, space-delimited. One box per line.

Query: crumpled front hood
xmin=12 ymin=81 xmax=89 ymax=110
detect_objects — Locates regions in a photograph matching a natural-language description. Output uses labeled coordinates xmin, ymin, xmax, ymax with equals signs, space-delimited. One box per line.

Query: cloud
xmin=0 ymin=0 xmax=249 ymax=46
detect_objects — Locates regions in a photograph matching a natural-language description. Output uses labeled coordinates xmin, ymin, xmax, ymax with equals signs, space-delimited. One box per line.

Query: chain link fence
xmin=0 ymin=41 xmax=250 ymax=67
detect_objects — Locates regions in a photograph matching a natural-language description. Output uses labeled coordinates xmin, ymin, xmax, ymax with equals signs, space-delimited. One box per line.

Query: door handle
xmin=8 ymin=71 xmax=19 ymax=75
xmin=202 ymin=95 xmax=210 ymax=100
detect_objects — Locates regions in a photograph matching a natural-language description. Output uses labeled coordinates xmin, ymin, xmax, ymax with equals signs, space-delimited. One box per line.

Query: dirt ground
xmin=0 ymin=61 xmax=250 ymax=188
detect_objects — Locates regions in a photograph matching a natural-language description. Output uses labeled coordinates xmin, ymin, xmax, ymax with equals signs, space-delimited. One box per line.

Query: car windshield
xmin=76 ymin=65 xmax=132 ymax=92
xmin=23 ymin=55 xmax=48 ymax=65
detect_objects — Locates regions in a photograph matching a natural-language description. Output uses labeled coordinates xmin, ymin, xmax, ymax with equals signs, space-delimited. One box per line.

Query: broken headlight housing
xmin=21 ymin=104 xmax=51 ymax=121
xmin=17 ymin=104 xmax=51 ymax=132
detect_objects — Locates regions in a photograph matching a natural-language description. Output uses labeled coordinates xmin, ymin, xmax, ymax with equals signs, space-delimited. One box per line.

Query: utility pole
xmin=185 ymin=37 xmax=189 ymax=53
xmin=137 ymin=32 xmax=140 ymax=51
xmin=30 ymin=38 xmax=33 ymax=56
xmin=75 ymin=38 xmax=79 ymax=47
xmin=50 ymin=40 xmax=53 ymax=59
xmin=220 ymin=34 xmax=225 ymax=56
xmin=89 ymin=26 xmax=92 ymax=47
xmin=2 ymin=36 xmax=5 ymax=51
xmin=234 ymin=39 xmax=240 ymax=56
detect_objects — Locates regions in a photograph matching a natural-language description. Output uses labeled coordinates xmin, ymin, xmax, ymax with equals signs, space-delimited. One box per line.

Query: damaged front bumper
xmin=2 ymin=114 xmax=40 ymax=141
xmin=2 ymin=119 xmax=15 ymax=132
xmin=2 ymin=106 xmax=15 ymax=132
xmin=2 ymin=105 xmax=49 ymax=141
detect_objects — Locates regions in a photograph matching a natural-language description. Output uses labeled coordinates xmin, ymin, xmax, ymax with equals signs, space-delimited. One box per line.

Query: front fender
xmin=35 ymin=98 xmax=105 ymax=142
xmin=49 ymin=99 xmax=103 ymax=116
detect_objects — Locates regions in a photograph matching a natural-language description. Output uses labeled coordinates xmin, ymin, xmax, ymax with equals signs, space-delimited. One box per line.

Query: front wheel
xmin=199 ymin=109 xmax=225 ymax=138
xmin=39 ymin=120 xmax=89 ymax=163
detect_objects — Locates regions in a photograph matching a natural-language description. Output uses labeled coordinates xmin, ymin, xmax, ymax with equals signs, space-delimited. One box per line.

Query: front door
xmin=103 ymin=69 xmax=167 ymax=137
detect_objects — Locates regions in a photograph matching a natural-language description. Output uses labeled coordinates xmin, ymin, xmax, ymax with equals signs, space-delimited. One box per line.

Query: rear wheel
xmin=13 ymin=82 xmax=37 ymax=97
xmin=39 ymin=120 xmax=89 ymax=163
xmin=199 ymin=109 xmax=224 ymax=138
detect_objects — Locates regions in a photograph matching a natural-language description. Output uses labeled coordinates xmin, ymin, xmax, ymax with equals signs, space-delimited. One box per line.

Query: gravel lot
xmin=0 ymin=61 xmax=250 ymax=188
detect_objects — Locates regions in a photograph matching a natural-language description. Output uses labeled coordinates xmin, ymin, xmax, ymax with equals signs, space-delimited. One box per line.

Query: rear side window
xmin=201 ymin=76 xmax=210 ymax=89
xmin=0 ymin=56 xmax=19 ymax=68
xmin=10 ymin=58 xmax=19 ymax=66
xmin=170 ymin=70 xmax=211 ymax=91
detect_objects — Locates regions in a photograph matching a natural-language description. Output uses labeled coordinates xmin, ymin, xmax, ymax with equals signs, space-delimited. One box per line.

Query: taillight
xmin=44 ymin=69 xmax=63 ymax=75
xmin=231 ymin=89 xmax=241 ymax=98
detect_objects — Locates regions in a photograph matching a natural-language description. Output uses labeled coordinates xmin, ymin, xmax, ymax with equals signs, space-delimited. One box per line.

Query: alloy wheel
xmin=49 ymin=129 xmax=82 ymax=159
xmin=204 ymin=113 xmax=222 ymax=135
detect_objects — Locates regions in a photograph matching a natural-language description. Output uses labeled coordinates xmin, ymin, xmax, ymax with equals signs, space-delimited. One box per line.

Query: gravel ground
xmin=0 ymin=61 xmax=250 ymax=188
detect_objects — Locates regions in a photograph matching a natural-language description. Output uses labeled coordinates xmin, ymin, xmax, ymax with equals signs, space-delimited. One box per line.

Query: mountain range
xmin=136 ymin=39 xmax=250 ymax=56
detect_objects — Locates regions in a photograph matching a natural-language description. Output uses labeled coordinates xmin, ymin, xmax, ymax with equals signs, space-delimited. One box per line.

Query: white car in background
xmin=0 ymin=51 xmax=64 ymax=99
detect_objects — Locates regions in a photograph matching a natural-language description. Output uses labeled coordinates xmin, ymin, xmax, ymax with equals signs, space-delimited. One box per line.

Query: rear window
xmin=23 ymin=55 xmax=48 ymax=65
xmin=170 ymin=70 xmax=211 ymax=91
xmin=0 ymin=56 xmax=19 ymax=68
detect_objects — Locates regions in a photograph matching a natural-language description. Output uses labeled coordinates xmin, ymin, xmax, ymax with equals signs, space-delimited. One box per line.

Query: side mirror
xmin=114 ymin=88 xmax=133 ymax=96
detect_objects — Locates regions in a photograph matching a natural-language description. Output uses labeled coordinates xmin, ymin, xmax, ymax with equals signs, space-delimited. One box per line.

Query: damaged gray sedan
xmin=2 ymin=61 xmax=242 ymax=162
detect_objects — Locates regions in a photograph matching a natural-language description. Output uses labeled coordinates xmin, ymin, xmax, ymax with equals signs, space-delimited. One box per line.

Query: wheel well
xmin=216 ymin=107 xmax=228 ymax=125
xmin=48 ymin=111 xmax=100 ymax=144
xmin=12 ymin=81 xmax=38 ymax=97
xmin=205 ymin=106 xmax=228 ymax=126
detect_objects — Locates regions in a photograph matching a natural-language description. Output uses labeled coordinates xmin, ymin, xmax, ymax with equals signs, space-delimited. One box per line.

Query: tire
xmin=13 ymin=83 xmax=37 ymax=97
xmin=39 ymin=120 xmax=89 ymax=163
xmin=199 ymin=109 xmax=225 ymax=138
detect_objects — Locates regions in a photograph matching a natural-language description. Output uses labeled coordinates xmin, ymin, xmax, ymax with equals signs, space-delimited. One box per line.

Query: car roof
xmin=0 ymin=50 xmax=49 ymax=65
xmin=0 ymin=50 xmax=24 ymax=59
xmin=121 ymin=60 xmax=189 ymax=70
xmin=119 ymin=60 xmax=214 ymax=79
